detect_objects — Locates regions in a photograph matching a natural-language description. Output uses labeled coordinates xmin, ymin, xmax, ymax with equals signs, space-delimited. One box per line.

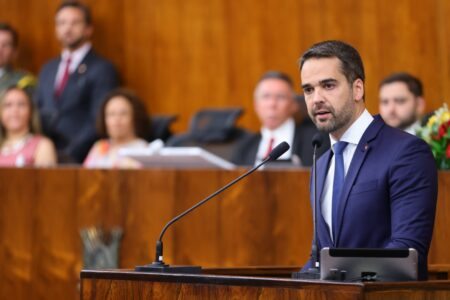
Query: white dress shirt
xmin=321 ymin=109 xmax=374 ymax=239
xmin=54 ymin=42 xmax=92 ymax=88
xmin=255 ymin=118 xmax=295 ymax=165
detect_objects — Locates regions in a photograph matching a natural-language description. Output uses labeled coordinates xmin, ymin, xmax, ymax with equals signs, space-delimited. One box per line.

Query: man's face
xmin=379 ymin=82 xmax=422 ymax=130
xmin=253 ymin=78 xmax=296 ymax=130
xmin=301 ymin=57 xmax=364 ymax=139
xmin=55 ymin=7 xmax=92 ymax=50
xmin=0 ymin=30 xmax=16 ymax=68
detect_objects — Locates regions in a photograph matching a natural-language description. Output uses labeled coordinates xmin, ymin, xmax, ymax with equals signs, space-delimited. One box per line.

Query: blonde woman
xmin=0 ymin=86 xmax=56 ymax=166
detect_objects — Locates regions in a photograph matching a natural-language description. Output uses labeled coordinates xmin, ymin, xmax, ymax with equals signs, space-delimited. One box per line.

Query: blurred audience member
xmin=0 ymin=23 xmax=36 ymax=94
xmin=0 ymin=86 xmax=56 ymax=167
xmin=232 ymin=71 xmax=329 ymax=167
xmin=35 ymin=1 xmax=119 ymax=163
xmin=379 ymin=72 xmax=425 ymax=135
xmin=84 ymin=88 xmax=152 ymax=168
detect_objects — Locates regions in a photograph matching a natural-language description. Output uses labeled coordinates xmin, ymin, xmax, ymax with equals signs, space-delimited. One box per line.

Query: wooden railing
xmin=0 ymin=168 xmax=448 ymax=299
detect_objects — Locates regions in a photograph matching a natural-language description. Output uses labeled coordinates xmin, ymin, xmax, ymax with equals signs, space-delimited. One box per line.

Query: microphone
xmin=135 ymin=142 xmax=290 ymax=273
xmin=292 ymin=133 xmax=323 ymax=279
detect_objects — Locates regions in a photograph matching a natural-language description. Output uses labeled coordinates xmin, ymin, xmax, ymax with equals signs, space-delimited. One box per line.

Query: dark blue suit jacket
xmin=35 ymin=49 xmax=119 ymax=163
xmin=303 ymin=115 xmax=437 ymax=280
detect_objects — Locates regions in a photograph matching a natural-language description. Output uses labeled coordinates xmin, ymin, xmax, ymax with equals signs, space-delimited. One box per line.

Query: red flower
xmin=439 ymin=120 xmax=450 ymax=139
xmin=447 ymin=144 xmax=450 ymax=159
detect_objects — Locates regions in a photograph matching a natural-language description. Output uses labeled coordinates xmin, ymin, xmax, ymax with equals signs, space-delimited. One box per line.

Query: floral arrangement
xmin=418 ymin=103 xmax=450 ymax=170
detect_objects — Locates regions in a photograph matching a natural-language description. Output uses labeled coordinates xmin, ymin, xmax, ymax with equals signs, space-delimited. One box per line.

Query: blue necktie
xmin=332 ymin=141 xmax=348 ymax=241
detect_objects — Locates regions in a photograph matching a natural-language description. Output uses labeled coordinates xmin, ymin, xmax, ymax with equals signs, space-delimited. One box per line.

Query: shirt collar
xmin=61 ymin=42 xmax=92 ymax=63
xmin=329 ymin=109 xmax=374 ymax=151
xmin=261 ymin=118 xmax=295 ymax=138
xmin=404 ymin=120 xmax=421 ymax=135
xmin=0 ymin=67 xmax=5 ymax=78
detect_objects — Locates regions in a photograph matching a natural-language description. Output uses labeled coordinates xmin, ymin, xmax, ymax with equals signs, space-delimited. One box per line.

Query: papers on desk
xmin=118 ymin=144 xmax=235 ymax=170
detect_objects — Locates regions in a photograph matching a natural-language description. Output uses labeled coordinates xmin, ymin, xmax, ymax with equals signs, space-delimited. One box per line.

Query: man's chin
xmin=61 ymin=38 xmax=86 ymax=50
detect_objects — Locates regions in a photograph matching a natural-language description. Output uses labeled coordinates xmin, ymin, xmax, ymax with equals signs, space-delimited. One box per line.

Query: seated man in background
xmin=378 ymin=72 xmax=425 ymax=135
xmin=0 ymin=23 xmax=36 ymax=93
xmin=35 ymin=1 xmax=119 ymax=163
xmin=232 ymin=71 xmax=329 ymax=167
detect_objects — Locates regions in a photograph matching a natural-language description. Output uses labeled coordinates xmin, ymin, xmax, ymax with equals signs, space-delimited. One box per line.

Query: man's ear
xmin=417 ymin=96 xmax=426 ymax=115
xmin=353 ymin=78 xmax=364 ymax=102
xmin=85 ymin=25 xmax=94 ymax=39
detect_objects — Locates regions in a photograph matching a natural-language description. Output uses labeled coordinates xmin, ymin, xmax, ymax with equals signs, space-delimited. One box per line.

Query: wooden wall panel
xmin=0 ymin=169 xmax=36 ymax=300
xmin=0 ymin=0 xmax=448 ymax=132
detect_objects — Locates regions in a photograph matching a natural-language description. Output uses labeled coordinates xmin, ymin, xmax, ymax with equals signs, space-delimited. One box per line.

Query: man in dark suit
xmin=299 ymin=40 xmax=437 ymax=280
xmin=35 ymin=1 xmax=119 ymax=163
xmin=231 ymin=71 xmax=329 ymax=167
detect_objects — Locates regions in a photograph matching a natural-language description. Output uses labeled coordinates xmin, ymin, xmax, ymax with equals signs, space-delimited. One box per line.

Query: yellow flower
xmin=427 ymin=115 xmax=437 ymax=129
xmin=17 ymin=74 xmax=36 ymax=89
xmin=440 ymin=111 xmax=450 ymax=123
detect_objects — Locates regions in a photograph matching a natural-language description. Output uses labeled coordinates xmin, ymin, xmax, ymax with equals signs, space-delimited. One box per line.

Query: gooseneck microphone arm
xmin=292 ymin=133 xmax=323 ymax=279
xmin=311 ymin=135 xmax=322 ymax=269
xmin=151 ymin=142 xmax=291 ymax=267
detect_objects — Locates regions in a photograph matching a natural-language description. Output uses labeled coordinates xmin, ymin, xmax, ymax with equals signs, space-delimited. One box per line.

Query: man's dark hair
xmin=257 ymin=71 xmax=294 ymax=89
xmin=56 ymin=1 xmax=92 ymax=25
xmin=379 ymin=72 xmax=423 ymax=97
xmin=299 ymin=40 xmax=365 ymax=84
xmin=0 ymin=23 xmax=18 ymax=48
xmin=97 ymin=88 xmax=152 ymax=141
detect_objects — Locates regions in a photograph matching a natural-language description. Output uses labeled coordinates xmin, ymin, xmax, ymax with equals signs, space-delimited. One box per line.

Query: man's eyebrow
xmin=301 ymin=78 xmax=337 ymax=89
xmin=319 ymin=78 xmax=338 ymax=85
xmin=301 ymin=83 xmax=312 ymax=89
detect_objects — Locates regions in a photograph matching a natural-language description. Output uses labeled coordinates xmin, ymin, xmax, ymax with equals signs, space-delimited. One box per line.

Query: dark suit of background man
xmin=299 ymin=40 xmax=437 ymax=280
xmin=231 ymin=71 xmax=329 ymax=167
xmin=35 ymin=1 xmax=119 ymax=163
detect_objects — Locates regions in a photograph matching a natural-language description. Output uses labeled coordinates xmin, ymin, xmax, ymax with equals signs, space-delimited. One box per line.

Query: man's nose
xmin=311 ymin=89 xmax=325 ymax=104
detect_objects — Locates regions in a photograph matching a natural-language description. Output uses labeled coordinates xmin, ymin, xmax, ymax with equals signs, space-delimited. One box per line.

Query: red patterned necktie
xmin=55 ymin=55 xmax=72 ymax=98
xmin=264 ymin=137 xmax=275 ymax=158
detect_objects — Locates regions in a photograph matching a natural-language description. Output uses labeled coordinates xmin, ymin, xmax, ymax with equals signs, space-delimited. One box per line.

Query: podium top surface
xmin=80 ymin=268 xmax=450 ymax=290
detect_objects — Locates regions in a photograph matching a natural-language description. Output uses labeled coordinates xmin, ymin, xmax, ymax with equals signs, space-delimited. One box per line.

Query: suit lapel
xmin=45 ymin=59 xmax=60 ymax=104
xmin=58 ymin=50 xmax=93 ymax=108
xmin=335 ymin=116 xmax=384 ymax=244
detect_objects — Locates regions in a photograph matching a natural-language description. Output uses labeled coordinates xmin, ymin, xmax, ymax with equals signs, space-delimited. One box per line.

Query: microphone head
xmin=268 ymin=142 xmax=290 ymax=161
xmin=312 ymin=133 xmax=323 ymax=148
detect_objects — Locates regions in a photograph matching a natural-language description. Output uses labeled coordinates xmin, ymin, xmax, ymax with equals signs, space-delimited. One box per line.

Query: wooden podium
xmin=80 ymin=268 xmax=450 ymax=299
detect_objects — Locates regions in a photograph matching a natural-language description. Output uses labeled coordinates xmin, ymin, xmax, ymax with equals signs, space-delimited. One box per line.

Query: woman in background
xmin=84 ymin=88 xmax=152 ymax=168
xmin=0 ymin=86 xmax=56 ymax=167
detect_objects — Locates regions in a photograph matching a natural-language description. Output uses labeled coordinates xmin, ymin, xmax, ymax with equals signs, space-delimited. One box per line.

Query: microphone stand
xmin=292 ymin=140 xmax=321 ymax=279
xmin=136 ymin=142 xmax=290 ymax=273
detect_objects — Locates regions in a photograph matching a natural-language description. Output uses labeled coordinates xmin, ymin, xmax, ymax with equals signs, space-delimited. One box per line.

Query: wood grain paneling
xmin=0 ymin=0 xmax=448 ymax=132
xmin=79 ymin=270 xmax=450 ymax=300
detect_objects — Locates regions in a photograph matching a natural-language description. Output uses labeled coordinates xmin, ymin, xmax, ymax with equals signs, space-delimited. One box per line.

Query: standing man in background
xmin=35 ymin=1 xmax=119 ymax=163
xmin=0 ymin=23 xmax=36 ymax=93
xmin=378 ymin=72 xmax=425 ymax=135
xmin=299 ymin=40 xmax=437 ymax=280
